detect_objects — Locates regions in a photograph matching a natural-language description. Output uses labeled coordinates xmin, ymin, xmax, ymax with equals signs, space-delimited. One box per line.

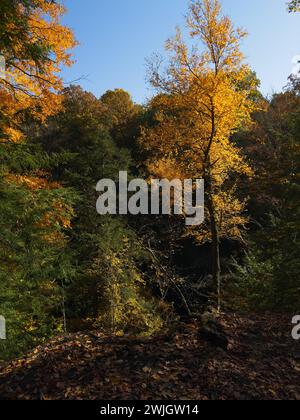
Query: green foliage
xmin=0 ymin=169 xmax=76 ymax=361
xmin=39 ymin=86 xmax=166 ymax=338
xmin=229 ymin=221 xmax=300 ymax=313
xmin=101 ymin=89 xmax=138 ymax=129
xmin=0 ymin=0 xmax=49 ymax=60
xmin=229 ymin=251 xmax=275 ymax=312
xmin=77 ymin=216 xmax=163 ymax=335
xmin=100 ymin=88 xmax=144 ymax=150
xmin=229 ymin=80 xmax=300 ymax=313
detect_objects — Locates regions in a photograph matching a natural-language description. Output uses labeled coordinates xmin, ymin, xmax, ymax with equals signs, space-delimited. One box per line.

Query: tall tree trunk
xmin=205 ymin=168 xmax=221 ymax=312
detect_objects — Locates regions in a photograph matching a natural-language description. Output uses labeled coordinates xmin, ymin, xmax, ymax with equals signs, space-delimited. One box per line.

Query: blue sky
xmin=62 ymin=0 xmax=300 ymax=103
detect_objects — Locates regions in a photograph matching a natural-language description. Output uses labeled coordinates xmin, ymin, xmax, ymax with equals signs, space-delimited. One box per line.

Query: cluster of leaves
xmin=0 ymin=0 xmax=76 ymax=142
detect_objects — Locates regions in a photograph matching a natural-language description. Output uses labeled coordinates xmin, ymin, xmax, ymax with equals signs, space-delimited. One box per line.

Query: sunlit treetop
xmin=0 ymin=0 xmax=77 ymax=141
xmin=142 ymin=0 xmax=260 ymax=248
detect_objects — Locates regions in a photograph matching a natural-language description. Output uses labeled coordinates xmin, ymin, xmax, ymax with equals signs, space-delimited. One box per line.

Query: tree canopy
xmin=0 ymin=0 xmax=76 ymax=141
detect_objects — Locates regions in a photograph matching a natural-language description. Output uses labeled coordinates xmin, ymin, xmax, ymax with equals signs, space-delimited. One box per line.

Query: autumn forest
xmin=0 ymin=0 xmax=299 ymax=401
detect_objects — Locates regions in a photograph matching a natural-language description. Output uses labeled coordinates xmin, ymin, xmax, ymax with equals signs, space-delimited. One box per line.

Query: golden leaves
xmin=141 ymin=0 xmax=260 ymax=243
xmin=5 ymin=174 xmax=61 ymax=191
xmin=0 ymin=0 xmax=77 ymax=141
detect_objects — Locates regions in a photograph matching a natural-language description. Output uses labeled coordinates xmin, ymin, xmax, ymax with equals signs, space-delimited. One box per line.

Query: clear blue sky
xmin=62 ymin=0 xmax=300 ymax=103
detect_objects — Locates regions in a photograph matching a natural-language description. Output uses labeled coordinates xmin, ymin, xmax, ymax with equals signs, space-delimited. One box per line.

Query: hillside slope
xmin=0 ymin=314 xmax=299 ymax=400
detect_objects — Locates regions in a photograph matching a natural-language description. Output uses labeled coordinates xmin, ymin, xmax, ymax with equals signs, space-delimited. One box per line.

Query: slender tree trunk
xmin=205 ymin=168 xmax=221 ymax=312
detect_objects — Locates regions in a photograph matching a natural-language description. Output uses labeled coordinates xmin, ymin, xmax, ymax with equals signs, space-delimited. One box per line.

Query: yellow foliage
xmin=0 ymin=0 xmax=77 ymax=141
xmin=5 ymin=174 xmax=61 ymax=191
xmin=141 ymin=0 xmax=259 ymax=243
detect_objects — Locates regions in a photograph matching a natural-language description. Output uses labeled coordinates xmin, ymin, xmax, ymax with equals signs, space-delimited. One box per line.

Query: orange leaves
xmin=6 ymin=174 xmax=61 ymax=191
xmin=0 ymin=0 xmax=77 ymax=141
xmin=39 ymin=200 xmax=73 ymax=230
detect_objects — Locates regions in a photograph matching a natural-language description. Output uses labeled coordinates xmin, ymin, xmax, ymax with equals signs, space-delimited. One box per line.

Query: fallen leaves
xmin=0 ymin=314 xmax=299 ymax=400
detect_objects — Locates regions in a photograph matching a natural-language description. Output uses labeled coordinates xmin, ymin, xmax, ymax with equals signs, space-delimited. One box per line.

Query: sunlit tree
xmin=0 ymin=0 xmax=76 ymax=142
xmin=141 ymin=0 xmax=258 ymax=310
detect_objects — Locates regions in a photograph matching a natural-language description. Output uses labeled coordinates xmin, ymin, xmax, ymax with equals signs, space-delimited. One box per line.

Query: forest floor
xmin=0 ymin=313 xmax=299 ymax=400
